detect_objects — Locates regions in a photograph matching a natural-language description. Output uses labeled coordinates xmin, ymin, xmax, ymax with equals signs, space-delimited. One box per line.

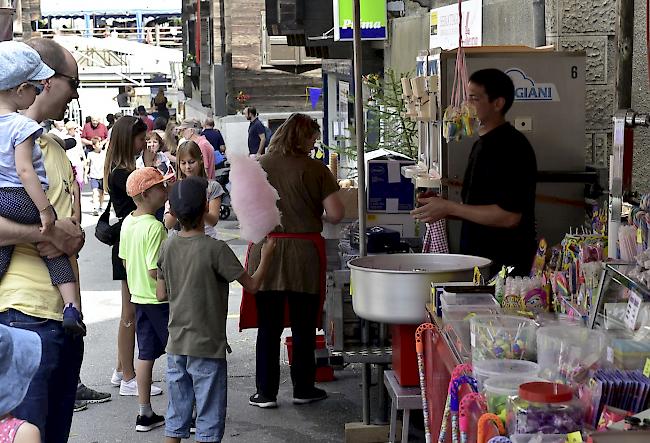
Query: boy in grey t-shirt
xmin=156 ymin=176 xmax=275 ymax=443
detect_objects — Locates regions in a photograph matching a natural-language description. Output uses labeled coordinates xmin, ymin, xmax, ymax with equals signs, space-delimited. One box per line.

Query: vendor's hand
xmin=410 ymin=196 xmax=451 ymax=223
xmin=261 ymin=237 xmax=276 ymax=259
xmin=38 ymin=218 xmax=85 ymax=258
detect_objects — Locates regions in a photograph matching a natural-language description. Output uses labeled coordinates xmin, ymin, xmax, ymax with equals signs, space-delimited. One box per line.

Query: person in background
xmin=137 ymin=131 xmax=171 ymax=175
xmin=411 ymin=68 xmax=537 ymax=276
xmin=243 ymin=113 xmax=344 ymax=408
xmin=152 ymin=89 xmax=169 ymax=120
xmin=244 ymin=107 xmax=265 ymax=158
xmin=106 ymin=113 xmax=115 ymax=131
xmin=64 ymin=123 xmax=86 ymax=189
xmin=163 ymin=140 xmax=223 ymax=239
xmin=80 ymin=115 xmax=108 ymax=150
xmin=87 ymin=137 xmax=106 ymax=216
xmin=114 ymin=86 xmax=134 ymax=109
xmin=176 ymin=118 xmax=214 ymax=179
xmin=163 ymin=122 xmax=178 ymax=167
xmin=119 ymin=167 xmax=173 ymax=432
xmin=202 ymin=118 xmax=225 ymax=154
xmin=153 ymin=116 xmax=168 ymax=132
xmin=157 ymin=176 xmax=275 ymax=443
xmin=0 ymin=324 xmax=42 ymax=443
xmin=104 ymin=116 xmax=162 ymax=398
xmin=48 ymin=120 xmax=67 ymax=139
xmin=137 ymin=105 xmax=154 ymax=132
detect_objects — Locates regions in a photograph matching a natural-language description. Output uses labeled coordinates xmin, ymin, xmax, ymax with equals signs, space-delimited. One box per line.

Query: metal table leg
xmin=362 ymin=362 xmax=371 ymax=424
xmin=402 ymin=408 xmax=411 ymax=443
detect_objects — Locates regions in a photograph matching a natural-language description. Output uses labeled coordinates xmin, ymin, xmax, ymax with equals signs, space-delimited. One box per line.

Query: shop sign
xmin=333 ymin=0 xmax=387 ymax=41
xmin=429 ymin=0 xmax=482 ymax=50
xmin=506 ymin=68 xmax=561 ymax=102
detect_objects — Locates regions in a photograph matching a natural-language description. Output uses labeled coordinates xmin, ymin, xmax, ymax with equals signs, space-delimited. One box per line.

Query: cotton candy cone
xmin=228 ymin=154 xmax=281 ymax=243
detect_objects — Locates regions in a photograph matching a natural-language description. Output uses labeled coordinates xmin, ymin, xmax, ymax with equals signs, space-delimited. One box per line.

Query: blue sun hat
xmin=0 ymin=40 xmax=55 ymax=91
xmin=0 ymin=324 xmax=42 ymax=415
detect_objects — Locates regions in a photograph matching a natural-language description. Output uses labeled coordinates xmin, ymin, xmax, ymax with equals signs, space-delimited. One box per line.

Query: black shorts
xmin=111 ymin=240 xmax=127 ymax=281
xmin=135 ymin=303 xmax=169 ymax=361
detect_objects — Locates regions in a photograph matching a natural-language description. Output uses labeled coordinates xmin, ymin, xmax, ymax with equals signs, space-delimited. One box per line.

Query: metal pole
xmin=616 ymin=0 xmax=633 ymax=110
xmin=353 ymin=0 xmax=367 ymax=258
xmin=353 ymin=0 xmax=371 ymax=425
xmin=532 ymin=0 xmax=546 ymax=47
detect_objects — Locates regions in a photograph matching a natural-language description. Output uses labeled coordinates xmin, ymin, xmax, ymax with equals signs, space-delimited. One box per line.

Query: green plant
xmin=330 ymin=69 xmax=418 ymax=161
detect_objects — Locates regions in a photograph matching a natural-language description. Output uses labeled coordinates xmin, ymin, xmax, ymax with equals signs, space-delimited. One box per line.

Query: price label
xmin=644 ymin=358 xmax=650 ymax=378
xmin=606 ymin=346 xmax=614 ymax=363
xmin=566 ymin=431 xmax=583 ymax=443
xmin=624 ymin=291 xmax=642 ymax=330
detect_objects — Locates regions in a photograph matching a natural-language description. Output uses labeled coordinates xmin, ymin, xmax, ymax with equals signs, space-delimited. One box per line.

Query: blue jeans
xmin=0 ymin=309 xmax=84 ymax=443
xmin=165 ymin=354 xmax=227 ymax=442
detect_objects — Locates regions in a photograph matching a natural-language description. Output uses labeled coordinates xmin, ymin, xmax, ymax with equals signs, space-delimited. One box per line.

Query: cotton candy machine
xmin=348 ymin=253 xmax=491 ymax=324
xmin=348 ymin=253 xmax=492 ymax=386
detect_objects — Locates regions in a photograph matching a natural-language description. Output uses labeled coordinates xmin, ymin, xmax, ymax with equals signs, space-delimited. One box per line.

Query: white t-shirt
xmin=87 ymin=149 xmax=106 ymax=179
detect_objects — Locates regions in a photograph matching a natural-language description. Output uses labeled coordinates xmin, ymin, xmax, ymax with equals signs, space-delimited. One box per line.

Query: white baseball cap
xmin=0 ymin=40 xmax=55 ymax=91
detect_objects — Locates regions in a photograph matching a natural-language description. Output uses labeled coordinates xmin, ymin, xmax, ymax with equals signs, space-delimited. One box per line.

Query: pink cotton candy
xmin=228 ymin=154 xmax=281 ymax=243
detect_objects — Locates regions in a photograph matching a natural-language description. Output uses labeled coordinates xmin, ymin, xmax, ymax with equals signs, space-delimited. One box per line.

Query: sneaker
xmin=293 ymin=387 xmax=328 ymax=405
xmin=248 ymin=393 xmax=278 ymax=409
xmin=111 ymin=370 xmax=123 ymax=387
xmin=135 ymin=413 xmax=165 ymax=432
xmin=62 ymin=304 xmax=86 ymax=336
xmin=76 ymin=383 xmax=111 ymax=404
xmin=190 ymin=418 xmax=196 ymax=434
xmin=73 ymin=399 xmax=88 ymax=412
xmin=119 ymin=377 xmax=163 ymax=396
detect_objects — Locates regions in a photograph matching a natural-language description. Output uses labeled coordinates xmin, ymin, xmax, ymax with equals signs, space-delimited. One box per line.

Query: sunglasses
xmin=55 ymin=72 xmax=81 ymax=90
xmin=26 ymin=81 xmax=44 ymax=95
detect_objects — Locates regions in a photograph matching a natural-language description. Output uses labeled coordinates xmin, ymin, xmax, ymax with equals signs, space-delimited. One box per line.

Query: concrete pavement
xmin=69 ymin=186 xmax=369 ymax=442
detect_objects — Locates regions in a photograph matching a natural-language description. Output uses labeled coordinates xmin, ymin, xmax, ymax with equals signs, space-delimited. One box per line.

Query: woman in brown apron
xmin=241 ymin=113 xmax=344 ymax=408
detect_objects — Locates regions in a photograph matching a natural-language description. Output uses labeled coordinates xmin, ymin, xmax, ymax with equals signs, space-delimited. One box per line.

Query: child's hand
xmin=39 ymin=206 xmax=56 ymax=235
xmin=261 ymin=237 xmax=276 ymax=259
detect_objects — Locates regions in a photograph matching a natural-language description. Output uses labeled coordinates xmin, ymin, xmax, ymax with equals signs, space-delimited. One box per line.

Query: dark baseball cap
xmin=168 ymin=176 xmax=208 ymax=219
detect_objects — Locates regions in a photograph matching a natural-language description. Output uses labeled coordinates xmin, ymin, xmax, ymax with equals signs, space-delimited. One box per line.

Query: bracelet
xmin=39 ymin=204 xmax=53 ymax=213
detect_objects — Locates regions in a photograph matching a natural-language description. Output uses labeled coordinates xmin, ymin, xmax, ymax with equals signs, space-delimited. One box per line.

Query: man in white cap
xmin=0 ymin=38 xmax=88 ymax=443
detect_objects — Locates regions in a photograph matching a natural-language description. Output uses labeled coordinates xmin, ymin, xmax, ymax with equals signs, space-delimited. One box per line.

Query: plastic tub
xmin=470 ymin=315 xmax=537 ymax=362
xmin=440 ymin=292 xmax=498 ymax=307
xmin=442 ymin=307 xmax=500 ymax=356
xmin=484 ymin=375 xmax=543 ymax=421
xmin=473 ymin=359 xmax=539 ymax=390
xmin=508 ymin=382 xmax=584 ymax=435
xmin=536 ymin=326 xmax=608 ymax=384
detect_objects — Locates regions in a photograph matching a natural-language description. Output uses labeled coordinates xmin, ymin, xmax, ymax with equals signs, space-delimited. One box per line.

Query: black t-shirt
xmin=248 ymin=118 xmax=265 ymax=155
xmin=460 ymin=122 xmax=537 ymax=276
xmin=108 ymin=167 xmax=136 ymax=219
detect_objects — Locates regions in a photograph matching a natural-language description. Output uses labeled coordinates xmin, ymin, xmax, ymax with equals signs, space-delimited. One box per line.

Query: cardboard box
xmin=338 ymin=187 xmax=359 ymax=220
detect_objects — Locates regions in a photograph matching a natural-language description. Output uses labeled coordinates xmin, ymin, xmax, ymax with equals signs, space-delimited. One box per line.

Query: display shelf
xmin=589 ymin=263 xmax=650 ymax=331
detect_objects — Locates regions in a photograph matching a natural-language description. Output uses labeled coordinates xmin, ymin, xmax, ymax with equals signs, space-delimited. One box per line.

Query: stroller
xmin=215 ymin=159 xmax=231 ymax=220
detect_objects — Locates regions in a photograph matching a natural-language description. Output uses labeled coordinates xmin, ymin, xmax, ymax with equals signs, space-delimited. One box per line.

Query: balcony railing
xmin=38 ymin=26 xmax=182 ymax=49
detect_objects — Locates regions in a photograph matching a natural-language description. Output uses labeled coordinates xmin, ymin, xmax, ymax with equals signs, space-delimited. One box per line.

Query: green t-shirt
xmin=157 ymin=234 xmax=245 ymax=359
xmin=119 ymin=213 xmax=168 ymax=305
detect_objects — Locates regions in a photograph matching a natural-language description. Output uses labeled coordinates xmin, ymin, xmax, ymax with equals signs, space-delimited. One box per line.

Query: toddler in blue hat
xmin=0 ymin=41 xmax=84 ymax=336
xmin=0 ymin=323 xmax=42 ymax=442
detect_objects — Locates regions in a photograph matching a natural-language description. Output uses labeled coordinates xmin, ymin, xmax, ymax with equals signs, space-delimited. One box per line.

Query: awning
xmin=41 ymin=0 xmax=181 ymax=17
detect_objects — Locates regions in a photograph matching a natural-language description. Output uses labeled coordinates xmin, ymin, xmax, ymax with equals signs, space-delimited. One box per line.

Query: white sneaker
xmin=119 ymin=377 xmax=163 ymax=396
xmin=111 ymin=370 xmax=123 ymax=387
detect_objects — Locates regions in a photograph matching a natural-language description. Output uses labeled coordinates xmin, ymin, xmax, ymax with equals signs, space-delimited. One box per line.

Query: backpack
xmin=263 ymin=125 xmax=272 ymax=148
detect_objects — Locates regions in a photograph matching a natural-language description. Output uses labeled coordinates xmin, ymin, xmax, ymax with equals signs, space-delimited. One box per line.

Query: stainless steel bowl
xmin=348 ymin=254 xmax=492 ymax=324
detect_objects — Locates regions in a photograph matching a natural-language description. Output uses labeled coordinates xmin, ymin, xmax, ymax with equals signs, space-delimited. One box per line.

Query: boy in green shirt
xmin=118 ymin=167 xmax=173 ymax=432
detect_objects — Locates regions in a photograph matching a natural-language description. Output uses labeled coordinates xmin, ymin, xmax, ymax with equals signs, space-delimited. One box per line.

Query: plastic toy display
xmin=470 ymin=315 xmax=538 ymax=362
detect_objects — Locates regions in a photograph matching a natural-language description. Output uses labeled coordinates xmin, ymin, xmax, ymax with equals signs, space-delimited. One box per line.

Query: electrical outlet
xmin=515 ymin=117 xmax=533 ymax=132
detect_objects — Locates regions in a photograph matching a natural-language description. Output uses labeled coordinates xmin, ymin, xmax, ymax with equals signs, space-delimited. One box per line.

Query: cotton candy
xmin=228 ymin=154 xmax=281 ymax=243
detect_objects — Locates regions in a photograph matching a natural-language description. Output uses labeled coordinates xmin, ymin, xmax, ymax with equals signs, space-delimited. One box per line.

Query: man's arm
xmin=411 ymin=197 xmax=521 ymax=228
xmin=256 ymin=133 xmax=266 ymax=156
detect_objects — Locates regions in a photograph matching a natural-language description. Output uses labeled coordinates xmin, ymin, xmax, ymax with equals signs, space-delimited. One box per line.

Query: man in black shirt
xmin=412 ymin=68 xmax=537 ymax=276
xmin=245 ymin=106 xmax=266 ymax=157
